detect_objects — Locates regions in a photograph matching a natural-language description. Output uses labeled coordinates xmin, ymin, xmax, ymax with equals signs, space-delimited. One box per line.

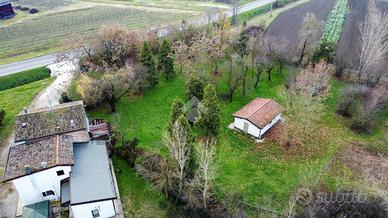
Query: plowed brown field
xmin=336 ymin=0 xmax=388 ymax=75
xmin=266 ymin=0 xmax=335 ymax=59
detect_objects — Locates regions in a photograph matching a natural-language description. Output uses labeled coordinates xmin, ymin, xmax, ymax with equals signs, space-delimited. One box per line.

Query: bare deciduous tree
xmin=79 ymin=25 xmax=141 ymax=71
xmin=194 ymin=139 xmax=216 ymax=209
xmin=77 ymin=66 xmax=142 ymax=113
xmin=257 ymin=37 xmax=277 ymax=82
xmin=163 ymin=118 xmax=192 ymax=193
xmin=357 ymin=0 xmax=388 ymax=83
xmin=226 ymin=54 xmax=244 ymax=102
xmin=298 ymin=13 xmax=321 ymax=66
xmin=290 ymin=60 xmax=334 ymax=98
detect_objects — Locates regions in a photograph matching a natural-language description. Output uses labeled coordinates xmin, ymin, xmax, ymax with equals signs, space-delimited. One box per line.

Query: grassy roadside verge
xmin=0 ymin=67 xmax=51 ymax=91
xmin=0 ymin=78 xmax=53 ymax=145
xmin=236 ymin=4 xmax=273 ymax=23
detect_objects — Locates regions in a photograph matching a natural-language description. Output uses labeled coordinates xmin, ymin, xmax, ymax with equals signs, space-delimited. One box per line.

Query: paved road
xmin=0 ymin=54 xmax=57 ymax=77
xmin=0 ymin=0 xmax=276 ymax=77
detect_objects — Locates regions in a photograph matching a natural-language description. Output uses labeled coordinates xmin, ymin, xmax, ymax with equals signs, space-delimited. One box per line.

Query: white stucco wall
xmin=71 ymin=200 xmax=116 ymax=218
xmin=260 ymin=114 xmax=281 ymax=137
xmin=233 ymin=114 xmax=281 ymax=139
xmin=12 ymin=166 xmax=71 ymax=206
xmin=233 ymin=117 xmax=261 ymax=138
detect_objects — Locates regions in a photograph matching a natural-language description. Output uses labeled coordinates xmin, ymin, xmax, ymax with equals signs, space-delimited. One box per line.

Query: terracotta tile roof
xmin=233 ymin=98 xmax=281 ymax=128
xmin=3 ymin=135 xmax=74 ymax=182
xmin=14 ymin=101 xmax=88 ymax=142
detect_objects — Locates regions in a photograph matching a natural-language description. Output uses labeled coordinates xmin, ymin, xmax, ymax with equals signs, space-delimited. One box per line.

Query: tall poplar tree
xmin=141 ymin=41 xmax=158 ymax=86
xmin=199 ymin=84 xmax=220 ymax=137
xmin=159 ymin=39 xmax=175 ymax=79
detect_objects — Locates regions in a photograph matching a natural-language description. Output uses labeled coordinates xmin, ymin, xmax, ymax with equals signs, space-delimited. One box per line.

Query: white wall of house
xmin=12 ymin=166 xmax=71 ymax=206
xmin=233 ymin=117 xmax=261 ymax=138
xmin=233 ymin=114 xmax=281 ymax=139
xmin=260 ymin=114 xmax=281 ymax=137
xmin=71 ymin=199 xmax=116 ymax=218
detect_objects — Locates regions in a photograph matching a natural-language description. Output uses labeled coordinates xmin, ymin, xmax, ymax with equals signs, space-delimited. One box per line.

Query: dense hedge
xmin=313 ymin=0 xmax=348 ymax=62
xmin=0 ymin=67 xmax=51 ymax=91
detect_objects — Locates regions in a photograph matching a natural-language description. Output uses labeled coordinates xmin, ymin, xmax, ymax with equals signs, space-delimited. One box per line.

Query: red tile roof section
xmin=233 ymin=98 xmax=281 ymax=128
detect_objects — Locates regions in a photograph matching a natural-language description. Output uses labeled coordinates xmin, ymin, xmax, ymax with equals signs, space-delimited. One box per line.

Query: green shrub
xmin=0 ymin=67 xmax=51 ymax=91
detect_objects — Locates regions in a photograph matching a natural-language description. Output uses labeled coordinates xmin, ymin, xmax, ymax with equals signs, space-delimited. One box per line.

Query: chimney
xmin=25 ymin=165 xmax=33 ymax=174
xmin=40 ymin=161 xmax=48 ymax=169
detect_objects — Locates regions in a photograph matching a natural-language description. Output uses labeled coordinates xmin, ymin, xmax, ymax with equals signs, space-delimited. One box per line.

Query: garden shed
xmin=233 ymin=98 xmax=281 ymax=139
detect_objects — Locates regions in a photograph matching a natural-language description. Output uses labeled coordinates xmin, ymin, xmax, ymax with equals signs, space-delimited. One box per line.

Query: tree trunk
xmin=278 ymin=63 xmax=284 ymax=74
xmin=179 ymin=167 xmax=183 ymax=194
xmin=242 ymin=66 xmax=248 ymax=96
xmin=109 ymin=93 xmax=116 ymax=113
xmin=229 ymin=90 xmax=233 ymax=102
xmin=267 ymin=68 xmax=272 ymax=81
xmin=357 ymin=65 xmax=363 ymax=82
xmin=254 ymin=67 xmax=262 ymax=89
xmin=203 ymin=183 xmax=207 ymax=209
xmin=298 ymin=38 xmax=308 ymax=66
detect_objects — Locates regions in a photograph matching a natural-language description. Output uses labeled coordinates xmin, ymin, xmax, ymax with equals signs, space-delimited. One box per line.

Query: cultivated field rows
xmin=266 ymin=0 xmax=335 ymax=58
xmin=0 ymin=1 xmax=200 ymax=60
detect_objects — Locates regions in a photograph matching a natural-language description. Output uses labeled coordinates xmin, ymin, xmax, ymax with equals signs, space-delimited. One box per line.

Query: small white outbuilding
xmin=233 ymin=98 xmax=281 ymax=139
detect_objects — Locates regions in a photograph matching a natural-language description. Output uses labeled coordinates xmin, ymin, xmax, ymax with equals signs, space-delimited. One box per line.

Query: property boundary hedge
xmin=0 ymin=67 xmax=51 ymax=91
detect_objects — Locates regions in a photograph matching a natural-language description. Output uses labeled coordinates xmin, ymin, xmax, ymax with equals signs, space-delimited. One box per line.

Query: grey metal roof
xmin=70 ymin=141 xmax=116 ymax=205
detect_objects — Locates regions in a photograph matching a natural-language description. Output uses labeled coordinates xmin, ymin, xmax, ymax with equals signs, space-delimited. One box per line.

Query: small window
xmin=91 ymin=209 xmax=100 ymax=217
xmin=56 ymin=170 xmax=65 ymax=176
xmin=42 ymin=190 xmax=55 ymax=197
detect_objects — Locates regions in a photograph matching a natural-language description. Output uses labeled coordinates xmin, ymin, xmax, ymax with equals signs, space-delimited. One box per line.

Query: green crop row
xmin=313 ymin=0 xmax=348 ymax=62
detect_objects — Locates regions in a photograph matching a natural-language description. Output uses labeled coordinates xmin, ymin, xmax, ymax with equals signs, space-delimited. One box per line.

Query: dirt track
xmin=266 ymin=0 xmax=335 ymax=58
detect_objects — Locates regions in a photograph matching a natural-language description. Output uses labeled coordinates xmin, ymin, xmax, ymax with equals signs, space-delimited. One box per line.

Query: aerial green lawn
xmin=87 ymin=62 xmax=380 ymax=213
xmin=84 ymin=59 xmax=387 ymax=215
xmin=0 ymin=78 xmax=53 ymax=145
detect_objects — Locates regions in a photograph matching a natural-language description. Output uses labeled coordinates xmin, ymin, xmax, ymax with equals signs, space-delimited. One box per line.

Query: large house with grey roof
xmin=3 ymin=101 xmax=117 ymax=218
